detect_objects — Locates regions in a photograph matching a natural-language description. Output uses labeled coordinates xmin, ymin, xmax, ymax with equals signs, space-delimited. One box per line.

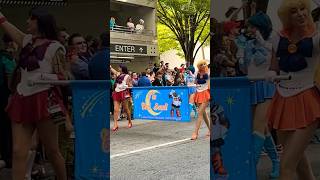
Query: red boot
xmin=212 ymin=153 xmax=228 ymax=175
xmin=170 ymin=109 xmax=174 ymax=117
xmin=176 ymin=109 xmax=181 ymax=117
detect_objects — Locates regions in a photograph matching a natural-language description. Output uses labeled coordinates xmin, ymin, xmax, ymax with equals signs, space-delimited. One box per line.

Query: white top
xmin=272 ymin=31 xmax=320 ymax=97
xmin=17 ymin=34 xmax=65 ymax=96
xmin=135 ymin=24 xmax=144 ymax=34
xmin=127 ymin=22 xmax=135 ymax=31
xmin=115 ymin=74 xmax=129 ymax=92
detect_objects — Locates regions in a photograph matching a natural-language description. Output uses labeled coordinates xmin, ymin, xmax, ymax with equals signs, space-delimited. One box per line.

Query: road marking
xmin=110 ymin=138 xmax=192 ymax=159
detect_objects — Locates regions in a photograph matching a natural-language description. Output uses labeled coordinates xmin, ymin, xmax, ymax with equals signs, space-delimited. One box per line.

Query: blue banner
xmin=211 ymin=77 xmax=255 ymax=180
xmin=132 ymin=86 xmax=191 ymax=122
xmin=71 ymin=80 xmax=110 ymax=180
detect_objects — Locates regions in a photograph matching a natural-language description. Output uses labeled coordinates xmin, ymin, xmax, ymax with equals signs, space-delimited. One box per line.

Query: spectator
xmin=86 ymin=35 xmax=99 ymax=56
xmin=68 ymin=33 xmax=91 ymax=79
xmin=160 ymin=61 xmax=165 ymax=69
xmin=88 ymin=32 xmax=109 ymax=80
xmin=179 ymin=64 xmax=186 ymax=73
xmin=135 ymin=19 xmax=144 ymax=34
xmin=152 ymin=72 xmax=164 ymax=86
xmin=0 ymin=34 xmax=16 ymax=170
xmin=164 ymin=70 xmax=174 ymax=86
xmin=145 ymin=68 xmax=151 ymax=75
xmin=138 ymin=72 xmax=151 ymax=87
xmin=57 ymin=27 xmax=69 ymax=48
xmin=164 ymin=63 xmax=169 ymax=70
xmin=110 ymin=16 xmax=116 ymax=30
xmin=127 ymin=17 xmax=135 ymax=32
xmin=132 ymin=72 xmax=138 ymax=87
xmin=152 ymin=63 xmax=160 ymax=73
xmin=149 ymin=71 xmax=155 ymax=83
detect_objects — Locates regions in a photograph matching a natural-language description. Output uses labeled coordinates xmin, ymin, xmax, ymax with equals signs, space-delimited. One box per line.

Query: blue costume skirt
xmin=188 ymin=87 xmax=197 ymax=95
xmin=250 ymin=80 xmax=275 ymax=105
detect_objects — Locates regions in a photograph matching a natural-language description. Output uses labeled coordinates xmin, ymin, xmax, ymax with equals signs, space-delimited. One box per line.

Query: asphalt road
xmin=110 ymin=116 xmax=320 ymax=180
xmin=1 ymin=112 xmax=319 ymax=180
xmin=110 ymin=116 xmax=210 ymax=180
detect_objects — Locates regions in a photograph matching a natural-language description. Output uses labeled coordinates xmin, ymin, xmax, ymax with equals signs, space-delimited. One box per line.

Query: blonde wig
xmin=196 ymin=60 xmax=209 ymax=73
xmin=278 ymin=0 xmax=315 ymax=35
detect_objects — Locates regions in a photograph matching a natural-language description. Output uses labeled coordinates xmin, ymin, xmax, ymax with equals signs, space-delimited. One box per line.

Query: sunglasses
xmin=75 ymin=41 xmax=87 ymax=45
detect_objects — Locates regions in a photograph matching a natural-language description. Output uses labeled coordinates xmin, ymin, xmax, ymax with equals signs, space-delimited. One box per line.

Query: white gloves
xmin=256 ymin=30 xmax=272 ymax=51
xmin=265 ymin=70 xmax=277 ymax=82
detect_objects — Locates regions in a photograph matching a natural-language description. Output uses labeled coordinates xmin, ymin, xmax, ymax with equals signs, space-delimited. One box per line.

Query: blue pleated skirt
xmin=188 ymin=87 xmax=197 ymax=95
xmin=250 ymin=80 xmax=275 ymax=105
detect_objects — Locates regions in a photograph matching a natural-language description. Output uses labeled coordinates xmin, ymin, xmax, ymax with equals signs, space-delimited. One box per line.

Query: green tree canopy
xmin=157 ymin=0 xmax=210 ymax=65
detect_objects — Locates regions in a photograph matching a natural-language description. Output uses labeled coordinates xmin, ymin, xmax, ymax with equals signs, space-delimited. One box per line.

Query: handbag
xmin=48 ymin=88 xmax=66 ymax=125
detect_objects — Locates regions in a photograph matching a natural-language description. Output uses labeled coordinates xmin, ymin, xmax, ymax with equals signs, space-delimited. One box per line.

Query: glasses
xmin=75 ymin=41 xmax=87 ymax=45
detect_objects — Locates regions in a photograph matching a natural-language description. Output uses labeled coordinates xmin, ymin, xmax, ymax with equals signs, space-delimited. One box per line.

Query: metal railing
xmin=110 ymin=25 xmax=154 ymax=36
xmin=28 ymin=75 xmax=291 ymax=86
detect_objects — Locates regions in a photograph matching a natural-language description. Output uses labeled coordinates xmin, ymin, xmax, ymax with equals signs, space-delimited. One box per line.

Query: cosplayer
xmin=169 ymin=90 xmax=182 ymax=117
xmin=191 ymin=60 xmax=210 ymax=140
xmin=267 ymin=0 xmax=320 ymax=179
xmin=244 ymin=12 xmax=280 ymax=179
xmin=110 ymin=65 xmax=133 ymax=132
xmin=184 ymin=65 xmax=198 ymax=118
xmin=211 ymin=103 xmax=229 ymax=176
xmin=1 ymin=8 xmax=70 ymax=180
xmin=222 ymin=21 xmax=241 ymax=77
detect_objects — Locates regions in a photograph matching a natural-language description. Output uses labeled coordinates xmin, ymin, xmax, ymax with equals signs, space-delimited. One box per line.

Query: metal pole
xmin=247 ymin=75 xmax=291 ymax=81
xmin=29 ymin=80 xmax=110 ymax=86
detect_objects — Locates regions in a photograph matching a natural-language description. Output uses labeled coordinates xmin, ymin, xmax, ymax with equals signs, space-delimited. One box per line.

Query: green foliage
xmin=157 ymin=23 xmax=181 ymax=54
xmin=157 ymin=0 xmax=210 ymax=64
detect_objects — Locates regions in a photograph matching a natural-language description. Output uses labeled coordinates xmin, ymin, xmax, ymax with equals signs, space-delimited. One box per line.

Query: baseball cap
xmin=223 ymin=21 xmax=241 ymax=34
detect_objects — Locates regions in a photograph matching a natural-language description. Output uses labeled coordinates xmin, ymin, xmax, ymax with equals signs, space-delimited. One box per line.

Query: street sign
xmin=110 ymin=44 xmax=147 ymax=54
xmin=132 ymin=86 xmax=191 ymax=122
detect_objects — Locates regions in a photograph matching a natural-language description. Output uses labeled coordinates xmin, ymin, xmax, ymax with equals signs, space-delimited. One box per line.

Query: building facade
xmin=1 ymin=0 xmax=107 ymax=40
xmin=110 ymin=0 xmax=159 ymax=73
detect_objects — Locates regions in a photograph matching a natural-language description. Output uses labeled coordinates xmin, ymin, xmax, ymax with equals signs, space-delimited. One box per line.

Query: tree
xmin=157 ymin=0 xmax=210 ymax=65
xmin=157 ymin=23 xmax=180 ymax=54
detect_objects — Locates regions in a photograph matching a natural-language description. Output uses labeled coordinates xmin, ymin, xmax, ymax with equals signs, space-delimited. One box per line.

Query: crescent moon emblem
xmin=145 ymin=90 xmax=161 ymax=116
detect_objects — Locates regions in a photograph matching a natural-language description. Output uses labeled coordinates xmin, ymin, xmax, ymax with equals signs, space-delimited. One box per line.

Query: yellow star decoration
xmin=226 ymin=96 xmax=235 ymax=106
xmin=91 ymin=165 xmax=98 ymax=174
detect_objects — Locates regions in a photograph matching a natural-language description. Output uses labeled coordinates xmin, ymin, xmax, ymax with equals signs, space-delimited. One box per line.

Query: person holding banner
xmin=191 ymin=60 xmax=210 ymax=140
xmin=110 ymin=65 xmax=133 ymax=131
xmin=0 ymin=8 xmax=70 ymax=180
xmin=244 ymin=12 xmax=280 ymax=179
xmin=267 ymin=0 xmax=320 ymax=179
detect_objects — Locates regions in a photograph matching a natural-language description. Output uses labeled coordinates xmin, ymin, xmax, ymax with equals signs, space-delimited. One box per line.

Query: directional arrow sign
xmin=110 ymin=44 xmax=147 ymax=54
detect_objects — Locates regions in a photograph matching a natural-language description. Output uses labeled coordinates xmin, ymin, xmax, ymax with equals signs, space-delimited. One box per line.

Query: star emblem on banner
xmin=225 ymin=96 xmax=235 ymax=113
xmin=91 ymin=165 xmax=99 ymax=174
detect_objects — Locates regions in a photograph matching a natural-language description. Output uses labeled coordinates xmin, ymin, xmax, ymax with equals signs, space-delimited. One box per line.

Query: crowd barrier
xmin=131 ymin=86 xmax=192 ymax=122
xmin=34 ymin=80 xmax=110 ymax=180
xmin=210 ymin=76 xmax=290 ymax=180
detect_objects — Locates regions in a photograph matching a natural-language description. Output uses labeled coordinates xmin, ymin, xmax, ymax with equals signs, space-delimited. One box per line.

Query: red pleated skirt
xmin=6 ymin=88 xmax=65 ymax=124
